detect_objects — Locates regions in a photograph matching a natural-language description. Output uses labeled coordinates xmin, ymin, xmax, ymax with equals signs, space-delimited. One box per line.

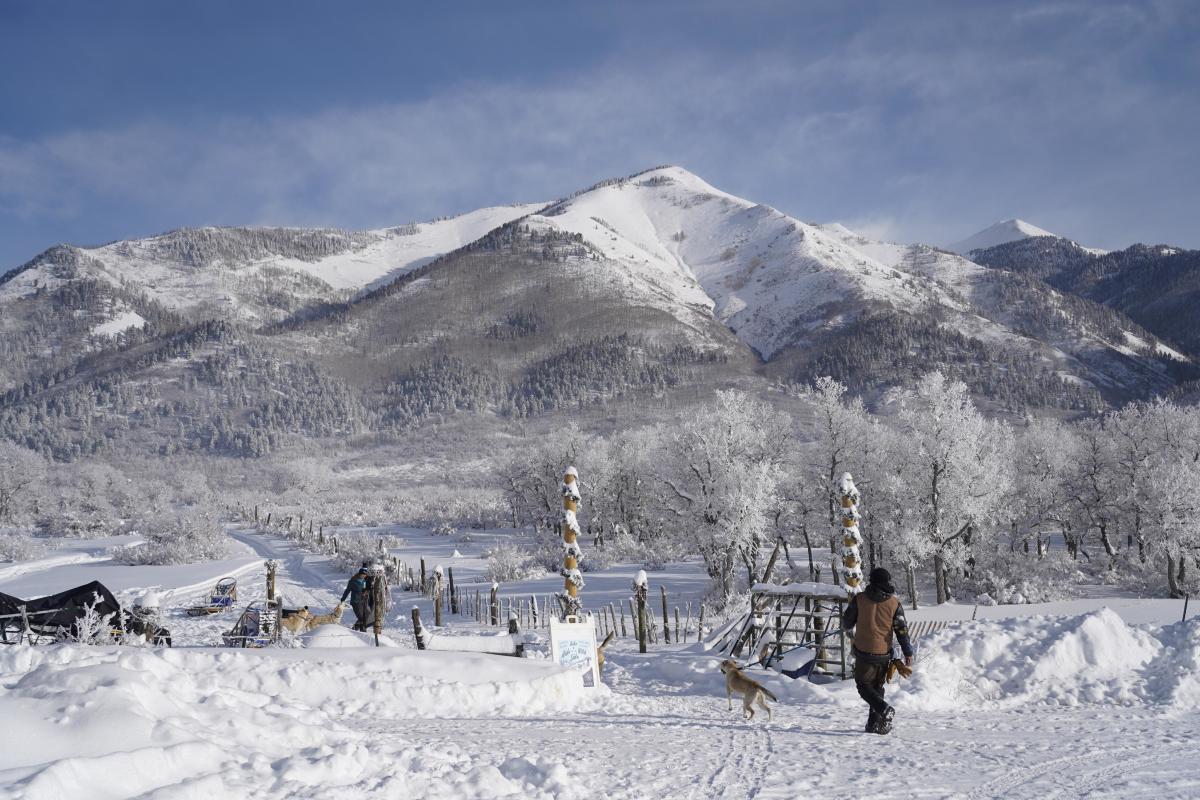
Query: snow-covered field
xmin=1 ymin=527 xmax=1197 ymax=799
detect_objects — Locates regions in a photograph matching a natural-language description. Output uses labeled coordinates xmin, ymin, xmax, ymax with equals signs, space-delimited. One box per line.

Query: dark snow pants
xmin=854 ymin=655 xmax=890 ymax=718
xmin=352 ymin=599 xmax=371 ymax=631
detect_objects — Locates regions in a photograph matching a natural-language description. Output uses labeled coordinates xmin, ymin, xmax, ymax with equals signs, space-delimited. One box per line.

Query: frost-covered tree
xmin=0 ymin=442 xmax=46 ymax=524
xmin=661 ymin=391 xmax=790 ymax=605
xmin=897 ymin=372 xmax=1013 ymax=604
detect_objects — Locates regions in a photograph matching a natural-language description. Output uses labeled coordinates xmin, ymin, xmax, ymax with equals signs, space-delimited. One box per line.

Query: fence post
xmin=420 ymin=559 xmax=427 ymax=593
xmin=433 ymin=566 xmax=444 ymax=628
xmin=675 ymin=607 xmax=680 ymax=643
xmin=266 ymin=560 xmax=277 ymax=603
xmin=697 ymin=604 xmax=705 ymax=643
xmin=634 ymin=570 xmax=648 ymax=653
xmin=448 ymin=568 xmax=458 ymax=614
xmin=660 ymin=586 xmax=671 ymax=644
xmin=411 ymin=606 xmax=425 ymax=650
xmin=490 ymin=583 xmax=499 ymax=626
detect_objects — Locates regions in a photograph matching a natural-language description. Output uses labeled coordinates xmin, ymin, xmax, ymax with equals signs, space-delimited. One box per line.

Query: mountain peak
xmin=950 ymin=219 xmax=1058 ymax=254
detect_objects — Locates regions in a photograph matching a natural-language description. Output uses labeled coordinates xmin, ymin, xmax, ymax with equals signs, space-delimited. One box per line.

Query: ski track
xmin=208 ymin=530 xmax=1200 ymax=799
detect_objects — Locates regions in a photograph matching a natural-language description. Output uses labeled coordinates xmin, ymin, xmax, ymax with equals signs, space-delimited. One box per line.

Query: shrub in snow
xmin=431 ymin=521 xmax=457 ymax=537
xmin=484 ymin=543 xmax=544 ymax=583
xmin=115 ymin=510 xmax=230 ymax=565
xmin=0 ymin=527 xmax=48 ymax=562
xmin=328 ymin=532 xmax=402 ymax=573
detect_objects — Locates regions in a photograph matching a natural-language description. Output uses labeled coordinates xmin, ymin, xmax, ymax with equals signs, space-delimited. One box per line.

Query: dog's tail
xmin=599 ymin=631 xmax=614 ymax=651
xmin=758 ymin=683 xmax=778 ymax=702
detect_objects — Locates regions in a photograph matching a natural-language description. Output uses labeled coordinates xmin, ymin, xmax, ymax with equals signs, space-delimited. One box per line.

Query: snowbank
xmin=0 ymin=644 xmax=600 ymax=799
xmin=897 ymin=609 xmax=1199 ymax=711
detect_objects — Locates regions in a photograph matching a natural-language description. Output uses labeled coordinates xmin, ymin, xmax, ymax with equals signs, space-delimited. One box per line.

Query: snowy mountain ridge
xmin=0 ymin=165 xmax=1190 ymax=416
xmin=0 ymin=203 xmax=544 ymax=327
xmin=950 ymin=218 xmax=1107 ymax=256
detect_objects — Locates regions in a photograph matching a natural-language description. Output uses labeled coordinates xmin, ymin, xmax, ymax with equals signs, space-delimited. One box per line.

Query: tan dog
xmin=280 ymin=606 xmax=313 ymax=634
xmin=596 ymin=631 xmax=615 ymax=674
xmin=306 ymin=603 xmax=346 ymax=630
xmin=719 ymin=659 xmax=777 ymax=721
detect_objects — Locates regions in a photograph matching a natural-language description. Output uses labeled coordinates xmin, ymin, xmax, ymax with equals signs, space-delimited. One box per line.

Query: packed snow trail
xmin=226 ymin=527 xmax=345 ymax=612
xmin=215 ymin=529 xmax=1200 ymax=799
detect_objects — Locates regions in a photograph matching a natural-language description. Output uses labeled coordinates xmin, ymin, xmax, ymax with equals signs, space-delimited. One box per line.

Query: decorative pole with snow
xmin=560 ymin=466 xmax=584 ymax=619
xmin=838 ymin=472 xmax=864 ymax=595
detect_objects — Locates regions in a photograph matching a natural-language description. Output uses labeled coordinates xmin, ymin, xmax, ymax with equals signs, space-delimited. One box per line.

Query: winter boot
xmin=865 ymin=710 xmax=879 ymax=733
xmin=875 ymin=706 xmax=895 ymax=735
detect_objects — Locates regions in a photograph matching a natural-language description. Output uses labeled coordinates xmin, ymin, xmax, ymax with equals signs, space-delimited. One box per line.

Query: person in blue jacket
xmin=341 ymin=565 xmax=373 ymax=631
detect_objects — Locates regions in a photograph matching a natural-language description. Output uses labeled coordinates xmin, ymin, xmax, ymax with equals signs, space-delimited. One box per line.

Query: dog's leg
xmin=759 ymin=693 xmax=772 ymax=722
xmin=727 ymin=686 xmax=733 ymax=712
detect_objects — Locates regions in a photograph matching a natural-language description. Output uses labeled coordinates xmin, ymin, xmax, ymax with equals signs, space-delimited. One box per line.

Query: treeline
xmin=109 ymin=226 xmax=376 ymax=268
xmin=502 ymin=374 xmax=1200 ymax=608
xmin=378 ymin=335 xmax=724 ymax=428
xmin=973 ymin=238 xmax=1200 ymax=357
xmin=798 ymin=310 xmax=1106 ymax=413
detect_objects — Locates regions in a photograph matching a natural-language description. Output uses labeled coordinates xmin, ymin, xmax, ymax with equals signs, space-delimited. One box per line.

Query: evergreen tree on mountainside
xmin=972 ymin=240 xmax=1200 ymax=358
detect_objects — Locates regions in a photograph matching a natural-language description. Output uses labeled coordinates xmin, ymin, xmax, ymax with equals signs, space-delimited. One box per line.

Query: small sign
xmin=549 ymin=615 xmax=601 ymax=691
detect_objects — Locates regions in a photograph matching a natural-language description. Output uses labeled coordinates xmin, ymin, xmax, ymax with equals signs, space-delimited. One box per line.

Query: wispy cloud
xmin=1 ymin=0 xmax=1197 ymax=264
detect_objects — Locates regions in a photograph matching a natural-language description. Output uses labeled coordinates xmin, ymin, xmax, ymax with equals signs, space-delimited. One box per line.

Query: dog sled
xmin=222 ymin=600 xmax=284 ymax=648
xmin=185 ymin=576 xmax=239 ymax=616
xmin=0 ymin=580 xmax=172 ymax=646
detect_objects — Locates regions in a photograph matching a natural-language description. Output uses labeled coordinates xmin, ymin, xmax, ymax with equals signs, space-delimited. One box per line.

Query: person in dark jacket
xmin=341 ymin=566 xmax=373 ymax=632
xmin=842 ymin=567 xmax=914 ymax=735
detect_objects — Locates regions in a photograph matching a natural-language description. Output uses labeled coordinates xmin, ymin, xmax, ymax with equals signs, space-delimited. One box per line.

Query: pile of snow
xmin=898 ymin=609 xmax=1200 ymax=711
xmin=0 ymin=644 xmax=597 ymax=798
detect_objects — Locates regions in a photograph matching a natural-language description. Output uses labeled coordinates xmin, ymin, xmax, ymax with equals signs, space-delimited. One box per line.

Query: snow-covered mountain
xmin=950 ymin=218 xmax=1106 ymax=256
xmin=0 ymin=203 xmax=543 ymax=329
xmin=2 ymin=165 xmax=1195 ymax=462
xmin=527 ymin=167 xmax=937 ymax=360
xmin=950 ymin=219 xmax=1057 ymax=254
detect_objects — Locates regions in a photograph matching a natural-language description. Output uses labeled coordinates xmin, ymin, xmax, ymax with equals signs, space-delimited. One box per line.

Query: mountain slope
xmin=971 ymin=239 xmax=1200 ymax=358
xmin=2 ymin=165 xmax=1197 ymax=463
xmin=950 ymin=218 xmax=1058 ymax=254
xmin=0 ymin=204 xmax=543 ymax=328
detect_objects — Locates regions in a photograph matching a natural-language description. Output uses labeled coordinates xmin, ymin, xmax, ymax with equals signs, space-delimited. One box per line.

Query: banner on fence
xmin=549 ymin=615 xmax=600 ymax=691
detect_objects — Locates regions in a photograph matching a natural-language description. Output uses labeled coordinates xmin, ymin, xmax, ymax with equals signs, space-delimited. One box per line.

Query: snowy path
xmin=226 ymin=527 xmax=345 ymax=612
xmin=350 ymin=646 xmax=1199 ymax=800
xmin=214 ymin=529 xmax=1200 ymax=799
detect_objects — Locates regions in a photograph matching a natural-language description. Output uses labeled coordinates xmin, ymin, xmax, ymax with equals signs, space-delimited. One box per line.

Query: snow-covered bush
xmin=0 ymin=527 xmax=48 ymax=562
xmin=328 ymin=532 xmax=402 ymax=573
xmin=484 ymin=543 xmax=543 ymax=583
xmin=64 ymin=594 xmax=115 ymax=644
xmin=431 ymin=521 xmax=457 ymax=537
xmin=115 ymin=511 xmax=230 ymax=565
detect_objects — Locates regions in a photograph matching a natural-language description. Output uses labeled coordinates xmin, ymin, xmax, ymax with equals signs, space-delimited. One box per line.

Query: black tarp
xmin=0 ymin=580 xmax=170 ymax=645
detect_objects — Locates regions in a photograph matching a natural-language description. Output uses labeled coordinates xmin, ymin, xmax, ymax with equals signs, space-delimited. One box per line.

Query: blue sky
xmin=1 ymin=0 xmax=1197 ymax=268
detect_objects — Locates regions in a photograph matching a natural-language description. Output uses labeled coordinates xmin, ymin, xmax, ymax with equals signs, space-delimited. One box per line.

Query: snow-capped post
xmin=447 ymin=567 xmax=458 ymax=615
xmin=634 ymin=570 xmax=649 ymax=654
xmin=265 ymin=560 xmax=277 ymax=602
xmin=490 ymin=582 xmax=499 ymax=626
xmin=560 ymin=466 xmax=584 ymax=619
xmin=838 ymin=473 xmax=864 ymax=596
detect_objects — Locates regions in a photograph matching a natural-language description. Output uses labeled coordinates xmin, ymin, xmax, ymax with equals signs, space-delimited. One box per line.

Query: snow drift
xmin=898 ymin=608 xmax=1198 ymax=711
xmin=0 ymin=644 xmax=598 ymax=799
